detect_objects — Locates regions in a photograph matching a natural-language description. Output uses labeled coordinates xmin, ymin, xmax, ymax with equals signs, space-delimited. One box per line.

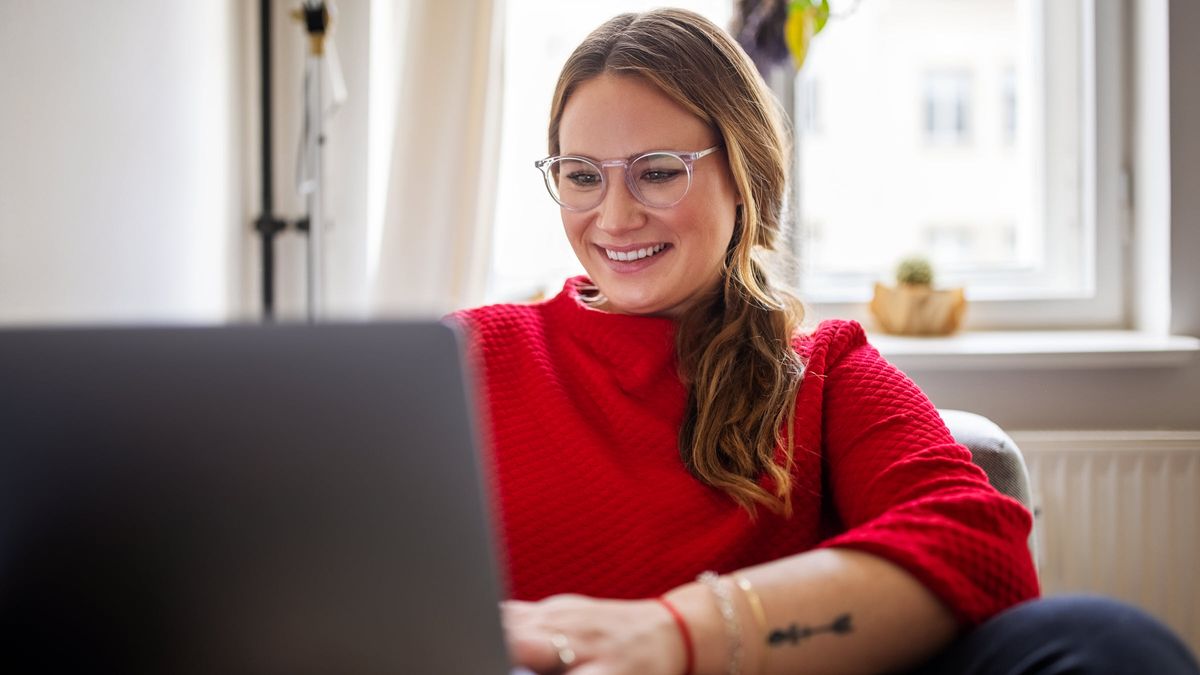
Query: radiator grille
xmin=1014 ymin=431 xmax=1200 ymax=655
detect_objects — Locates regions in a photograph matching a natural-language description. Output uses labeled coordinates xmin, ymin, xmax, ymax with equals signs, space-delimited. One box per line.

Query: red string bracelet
xmin=656 ymin=596 xmax=695 ymax=675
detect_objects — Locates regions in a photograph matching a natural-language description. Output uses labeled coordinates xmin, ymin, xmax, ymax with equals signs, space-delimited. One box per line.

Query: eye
xmin=632 ymin=153 xmax=688 ymax=185
xmin=566 ymin=170 xmax=603 ymax=188
xmin=639 ymin=169 xmax=683 ymax=183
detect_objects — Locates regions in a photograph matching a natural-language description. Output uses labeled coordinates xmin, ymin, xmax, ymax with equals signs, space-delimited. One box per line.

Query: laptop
xmin=0 ymin=321 xmax=517 ymax=673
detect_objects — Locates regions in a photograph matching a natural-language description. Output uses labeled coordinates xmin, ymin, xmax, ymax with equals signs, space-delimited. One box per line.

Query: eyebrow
xmin=559 ymin=147 xmax=702 ymax=160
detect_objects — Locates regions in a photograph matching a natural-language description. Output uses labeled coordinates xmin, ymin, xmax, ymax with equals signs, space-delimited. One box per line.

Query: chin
xmin=590 ymin=268 xmax=694 ymax=316
xmin=606 ymin=287 xmax=687 ymax=317
xmin=588 ymin=282 xmax=660 ymax=316
xmin=598 ymin=289 xmax=651 ymax=313
xmin=612 ymin=299 xmax=667 ymax=316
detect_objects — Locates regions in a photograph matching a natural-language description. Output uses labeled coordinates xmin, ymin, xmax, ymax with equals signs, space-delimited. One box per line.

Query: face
xmin=556 ymin=74 xmax=740 ymax=317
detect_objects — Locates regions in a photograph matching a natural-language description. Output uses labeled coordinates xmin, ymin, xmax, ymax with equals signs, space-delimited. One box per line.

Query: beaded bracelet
xmin=697 ymin=571 xmax=743 ymax=675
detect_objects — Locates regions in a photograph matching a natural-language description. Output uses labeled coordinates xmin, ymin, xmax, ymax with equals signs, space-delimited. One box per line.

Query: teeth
xmin=606 ymin=243 xmax=666 ymax=261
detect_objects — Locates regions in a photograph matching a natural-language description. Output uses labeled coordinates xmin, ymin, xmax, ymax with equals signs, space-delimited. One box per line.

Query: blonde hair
xmin=548 ymin=9 xmax=807 ymax=516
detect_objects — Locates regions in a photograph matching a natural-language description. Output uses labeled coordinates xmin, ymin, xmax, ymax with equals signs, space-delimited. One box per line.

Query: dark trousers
xmin=914 ymin=595 xmax=1199 ymax=675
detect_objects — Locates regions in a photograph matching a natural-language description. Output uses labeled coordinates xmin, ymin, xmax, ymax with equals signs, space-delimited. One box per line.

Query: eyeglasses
xmin=534 ymin=145 xmax=722 ymax=211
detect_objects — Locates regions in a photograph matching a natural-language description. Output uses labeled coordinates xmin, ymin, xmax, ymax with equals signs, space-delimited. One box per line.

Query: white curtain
xmin=368 ymin=0 xmax=505 ymax=316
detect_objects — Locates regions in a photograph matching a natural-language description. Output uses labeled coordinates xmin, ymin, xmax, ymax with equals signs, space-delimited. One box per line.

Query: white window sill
xmin=868 ymin=330 xmax=1200 ymax=370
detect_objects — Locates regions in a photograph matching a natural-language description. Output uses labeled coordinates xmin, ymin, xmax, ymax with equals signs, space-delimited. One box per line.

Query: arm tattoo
xmin=767 ymin=613 xmax=853 ymax=647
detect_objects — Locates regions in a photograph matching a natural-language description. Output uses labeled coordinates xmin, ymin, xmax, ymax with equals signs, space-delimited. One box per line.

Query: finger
xmin=541 ymin=593 xmax=588 ymax=604
xmin=503 ymin=598 xmax=586 ymax=635
xmin=502 ymin=600 xmax=538 ymax=615
xmin=505 ymin=595 xmax=595 ymax=628
xmin=562 ymin=663 xmax=612 ymax=675
xmin=507 ymin=631 xmax=573 ymax=674
xmin=502 ymin=600 xmax=542 ymax=632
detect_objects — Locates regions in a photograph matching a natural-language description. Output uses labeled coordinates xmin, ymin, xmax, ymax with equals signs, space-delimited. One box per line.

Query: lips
xmin=594 ymin=243 xmax=673 ymax=274
xmin=603 ymin=243 xmax=668 ymax=261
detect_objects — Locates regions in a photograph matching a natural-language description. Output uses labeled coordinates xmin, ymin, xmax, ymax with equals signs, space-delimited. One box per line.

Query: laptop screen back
xmin=0 ymin=322 xmax=511 ymax=674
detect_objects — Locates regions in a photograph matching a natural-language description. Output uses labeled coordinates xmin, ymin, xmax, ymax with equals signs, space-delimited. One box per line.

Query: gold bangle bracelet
xmin=732 ymin=573 xmax=768 ymax=635
xmin=732 ymin=573 xmax=769 ymax=675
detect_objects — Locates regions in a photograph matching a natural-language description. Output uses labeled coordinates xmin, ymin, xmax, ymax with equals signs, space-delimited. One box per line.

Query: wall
xmin=910 ymin=360 xmax=1200 ymax=430
xmin=0 ymin=1 xmax=246 ymax=324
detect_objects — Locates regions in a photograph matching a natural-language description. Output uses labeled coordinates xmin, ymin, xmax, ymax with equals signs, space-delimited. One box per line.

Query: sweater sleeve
xmin=814 ymin=323 xmax=1039 ymax=626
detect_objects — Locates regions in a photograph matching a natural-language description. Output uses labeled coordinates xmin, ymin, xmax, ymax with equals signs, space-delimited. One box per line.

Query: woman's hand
xmin=502 ymin=594 xmax=688 ymax=675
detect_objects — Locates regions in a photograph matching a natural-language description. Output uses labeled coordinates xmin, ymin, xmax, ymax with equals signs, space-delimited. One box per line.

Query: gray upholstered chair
xmin=938 ymin=409 xmax=1039 ymax=570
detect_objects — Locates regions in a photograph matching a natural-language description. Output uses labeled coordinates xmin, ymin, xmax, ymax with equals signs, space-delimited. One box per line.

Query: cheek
xmin=561 ymin=213 xmax=587 ymax=241
xmin=684 ymin=194 xmax=737 ymax=251
xmin=691 ymin=173 xmax=739 ymax=226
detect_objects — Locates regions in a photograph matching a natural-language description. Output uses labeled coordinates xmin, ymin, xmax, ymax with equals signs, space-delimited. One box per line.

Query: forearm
xmin=663 ymin=548 xmax=959 ymax=675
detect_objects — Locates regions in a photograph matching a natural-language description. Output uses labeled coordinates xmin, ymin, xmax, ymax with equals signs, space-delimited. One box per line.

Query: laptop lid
xmin=0 ymin=321 xmax=512 ymax=674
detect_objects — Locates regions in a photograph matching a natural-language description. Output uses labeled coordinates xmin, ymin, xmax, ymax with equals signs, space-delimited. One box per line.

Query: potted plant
xmin=869 ymin=256 xmax=966 ymax=336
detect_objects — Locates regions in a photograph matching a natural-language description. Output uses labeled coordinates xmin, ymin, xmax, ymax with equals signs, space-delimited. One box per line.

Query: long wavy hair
xmin=547 ymin=9 xmax=808 ymax=516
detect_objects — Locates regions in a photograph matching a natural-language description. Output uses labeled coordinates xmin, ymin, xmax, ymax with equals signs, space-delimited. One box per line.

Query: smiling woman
xmin=450 ymin=7 xmax=1198 ymax=675
xmin=542 ymin=13 xmax=807 ymax=519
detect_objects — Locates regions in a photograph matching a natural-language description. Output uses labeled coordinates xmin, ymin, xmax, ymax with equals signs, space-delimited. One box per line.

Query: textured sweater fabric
xmin=453 ymin=277 xmax=1039 ymax=626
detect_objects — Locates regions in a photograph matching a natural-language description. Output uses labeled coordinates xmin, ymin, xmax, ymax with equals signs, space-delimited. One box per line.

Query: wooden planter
xmin=869 ymin=282 xmax=966 ymax=336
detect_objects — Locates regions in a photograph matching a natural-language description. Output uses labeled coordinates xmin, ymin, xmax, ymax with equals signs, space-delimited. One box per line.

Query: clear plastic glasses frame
xmin=534 ymin=145 xmax=722 ymax=211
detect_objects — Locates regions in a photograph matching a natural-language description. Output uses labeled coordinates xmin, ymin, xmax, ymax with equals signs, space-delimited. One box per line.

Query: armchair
xmin=939 ymin=408 xmax=1039 ymax=569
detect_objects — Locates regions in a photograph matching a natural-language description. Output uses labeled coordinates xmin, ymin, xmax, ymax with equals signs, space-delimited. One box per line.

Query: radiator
xmin=1012 ymin=431 xmax=1200 ymax=655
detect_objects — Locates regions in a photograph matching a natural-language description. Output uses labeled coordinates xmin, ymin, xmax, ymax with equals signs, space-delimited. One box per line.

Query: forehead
xmin=558 ymin=74 xmax=713 ymax=157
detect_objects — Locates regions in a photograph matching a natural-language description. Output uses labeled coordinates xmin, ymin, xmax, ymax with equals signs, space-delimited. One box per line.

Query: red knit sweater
xmin=454 ymin=277 xmax=1039 ymax=626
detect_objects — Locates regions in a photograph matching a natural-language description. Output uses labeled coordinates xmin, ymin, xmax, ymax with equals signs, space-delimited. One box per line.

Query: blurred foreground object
xmin=784 ymin=0 xmax=830 ymax=69
xmin=732 ymin=0 xmax=829 ymax=74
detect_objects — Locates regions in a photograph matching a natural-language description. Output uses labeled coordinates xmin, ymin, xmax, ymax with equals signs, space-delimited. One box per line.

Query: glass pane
xmin=795 ymin=0 xmax=1087 ymax=301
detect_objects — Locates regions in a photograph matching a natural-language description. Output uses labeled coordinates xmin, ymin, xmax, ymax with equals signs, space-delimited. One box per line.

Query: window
xmin=488 ymin=1 xmax=1128 ymax=330
xmin=1002 ymin=66 xmax=1017 ymax=143
xmin=922 ymin=70 xmax=973 ymax=145
xmin=794 ymin=0 xmax=1127 ymax=329
xmin=487 ymin=0 xmax=733 ymax=303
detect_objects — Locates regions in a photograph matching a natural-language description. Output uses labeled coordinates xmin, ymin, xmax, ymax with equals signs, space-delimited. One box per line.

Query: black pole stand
xmin=296 ymin=0 xmax=329 ymax=323
xmin=253 ymin=0 xmax=288 ymax=321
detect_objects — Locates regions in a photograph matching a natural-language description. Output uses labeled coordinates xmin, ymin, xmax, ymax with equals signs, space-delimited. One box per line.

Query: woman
xmin=454 ymin=9 xmax=1198 ymax=675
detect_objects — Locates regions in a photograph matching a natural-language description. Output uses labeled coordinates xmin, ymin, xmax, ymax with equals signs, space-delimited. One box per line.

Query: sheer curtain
xmin=368 ymin=0 xmax=504 ymax=316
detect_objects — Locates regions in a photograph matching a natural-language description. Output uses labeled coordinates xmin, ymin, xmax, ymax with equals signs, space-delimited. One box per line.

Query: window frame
xmin=791 ymin=0 xmax=1130 ymax=331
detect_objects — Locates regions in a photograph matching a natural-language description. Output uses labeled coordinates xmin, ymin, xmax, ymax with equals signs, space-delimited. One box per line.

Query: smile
xmin=603 ymin=243 xmax=669 ymax=262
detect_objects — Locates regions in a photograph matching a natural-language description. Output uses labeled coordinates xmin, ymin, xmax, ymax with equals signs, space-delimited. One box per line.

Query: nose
xmin=594 ymin=168 xmax=647 ymax=235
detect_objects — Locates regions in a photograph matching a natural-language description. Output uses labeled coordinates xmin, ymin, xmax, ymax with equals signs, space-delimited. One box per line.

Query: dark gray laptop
xmin=0 ymin=322 xmax=514 ymax=673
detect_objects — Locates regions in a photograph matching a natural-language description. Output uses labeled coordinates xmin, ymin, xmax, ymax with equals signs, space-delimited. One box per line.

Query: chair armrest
xmin=938 ymin=408 xmax=1039 ymax=569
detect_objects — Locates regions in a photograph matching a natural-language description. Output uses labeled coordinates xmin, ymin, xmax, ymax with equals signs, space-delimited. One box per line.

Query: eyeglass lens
xmin=545 ymin=153 xmax=691 ymax=210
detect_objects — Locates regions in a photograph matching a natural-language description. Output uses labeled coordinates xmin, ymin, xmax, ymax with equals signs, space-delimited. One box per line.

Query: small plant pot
xmin=869 ymin=282 xmax=966 ymax=336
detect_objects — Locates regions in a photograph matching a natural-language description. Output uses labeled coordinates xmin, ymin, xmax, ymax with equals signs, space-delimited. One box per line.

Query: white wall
xmin=0 ymin=0 xmax=245 ymax=324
